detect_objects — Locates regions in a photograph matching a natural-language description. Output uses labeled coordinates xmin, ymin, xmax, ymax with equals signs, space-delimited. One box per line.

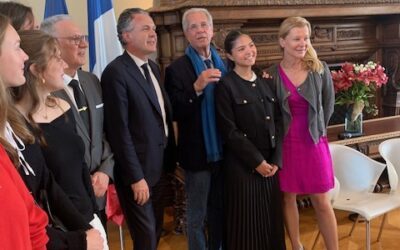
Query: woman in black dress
xmin=10 ymin=29 xmax=108 ymax=249
xmin=215 ymin=30 xmax=286 ymax=250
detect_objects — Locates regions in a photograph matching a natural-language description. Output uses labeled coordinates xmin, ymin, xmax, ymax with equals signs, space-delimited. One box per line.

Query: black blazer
xmin=164 ymin=55 xmax=209 ymax=171
xmin=101 ymin=51 xmax=175 ymax=187
xmin=215 ymin=71 xmax=283 ymax=170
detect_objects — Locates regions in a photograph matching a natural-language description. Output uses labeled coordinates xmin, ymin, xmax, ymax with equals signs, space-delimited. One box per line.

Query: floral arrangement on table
xmin=331 ymin=61 xmax=389 ymax=121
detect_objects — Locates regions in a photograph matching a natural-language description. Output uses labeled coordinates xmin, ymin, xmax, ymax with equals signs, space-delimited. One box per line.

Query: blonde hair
xmin=279 ymin=16 xmax=323 ymax=74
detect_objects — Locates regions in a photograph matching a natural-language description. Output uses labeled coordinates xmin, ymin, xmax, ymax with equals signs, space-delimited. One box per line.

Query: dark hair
xmin=0 ymin=2 xmax=34 ymax=31
xmin=224 ymin=30 xmax=245 ymax=71
xmin=117 ymin=8 xmax=148 ymax=46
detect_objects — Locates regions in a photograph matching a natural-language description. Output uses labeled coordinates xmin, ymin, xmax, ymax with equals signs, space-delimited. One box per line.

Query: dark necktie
xmin=204 ymin=59 xmax=212 ymax=69
xmin=141 ymin=63 xmax=159 ymax=103
xmin=69 ymin=79 xmax=90 ymax=131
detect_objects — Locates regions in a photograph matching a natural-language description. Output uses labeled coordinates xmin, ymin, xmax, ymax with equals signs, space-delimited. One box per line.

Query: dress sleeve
xmin=321 ymin=61 xmax=335 ymax=127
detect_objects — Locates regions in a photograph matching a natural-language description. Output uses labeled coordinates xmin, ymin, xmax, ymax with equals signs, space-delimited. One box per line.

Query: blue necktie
xmin=204 ymin=59 xmax=212 ymax=69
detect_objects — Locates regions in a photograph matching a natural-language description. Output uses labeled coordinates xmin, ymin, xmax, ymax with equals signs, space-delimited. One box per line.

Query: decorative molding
xmin=313 ymin=26 xmax=334 ymax=43
xmin=156 ymin=0 xmax=400 ymax=8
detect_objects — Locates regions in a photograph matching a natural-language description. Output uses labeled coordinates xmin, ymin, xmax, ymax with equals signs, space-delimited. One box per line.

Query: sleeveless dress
xmin=278 ymin=66 xmax=334 ymax=194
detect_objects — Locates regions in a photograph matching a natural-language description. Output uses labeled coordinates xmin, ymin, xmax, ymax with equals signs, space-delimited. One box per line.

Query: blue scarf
xmin=185 ymin=45 xmax=227 ymax=162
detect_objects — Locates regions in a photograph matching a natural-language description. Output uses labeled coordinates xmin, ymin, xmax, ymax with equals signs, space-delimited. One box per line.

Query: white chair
xmin=379 ymin=138 xmax=400 ymax=193
xmin=329 ymin=144 xmax=400 ymax=250
xmin=378 ymin=138 xmax=400 ymax=241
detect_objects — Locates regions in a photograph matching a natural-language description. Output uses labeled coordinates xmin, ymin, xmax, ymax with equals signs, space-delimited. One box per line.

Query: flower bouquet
xmin=331 ymin=61 xmax=388 ymax=133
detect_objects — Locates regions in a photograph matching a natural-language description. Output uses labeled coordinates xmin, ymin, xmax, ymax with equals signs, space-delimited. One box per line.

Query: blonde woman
xmin=268 ymin=16 xmax=338 ymax=250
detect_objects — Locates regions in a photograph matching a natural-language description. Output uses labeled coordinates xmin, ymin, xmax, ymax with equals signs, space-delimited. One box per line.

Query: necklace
xmin=41 ymin=95 xmax=51 ymax=120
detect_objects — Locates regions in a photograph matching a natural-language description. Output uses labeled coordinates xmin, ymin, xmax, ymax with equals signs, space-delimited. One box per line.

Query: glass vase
xmin=344 ymin=107 xmax=363 ymax=134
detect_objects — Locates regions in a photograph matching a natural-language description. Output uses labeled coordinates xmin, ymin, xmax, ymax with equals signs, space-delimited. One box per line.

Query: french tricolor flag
xmin=87 ymin=0 xmax=122 ymax=78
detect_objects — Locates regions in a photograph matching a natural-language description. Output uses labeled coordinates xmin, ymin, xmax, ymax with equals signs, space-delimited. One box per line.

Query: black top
xmin=215 ymin=71 xmax=282 ymax=169
xmin=38 ymin=108 xmax=97 ymax=222
xmin=20 ymin=140 xmax=90 ymax=249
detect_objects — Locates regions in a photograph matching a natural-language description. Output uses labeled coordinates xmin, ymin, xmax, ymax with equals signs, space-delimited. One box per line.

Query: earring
xmin=41 ymin=78 xmax=45 ymax=85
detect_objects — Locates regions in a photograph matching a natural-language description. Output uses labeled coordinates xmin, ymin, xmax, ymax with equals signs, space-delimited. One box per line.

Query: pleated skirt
xmin=224 ymin=161 xmax=286 ymax=250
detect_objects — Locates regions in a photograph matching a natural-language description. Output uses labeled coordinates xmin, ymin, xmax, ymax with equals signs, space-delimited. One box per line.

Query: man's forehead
xmin=187 ymin=12 xmax=208 ymax=23
xmin=55 ymin=20 xmax=83 ymax=35
xmin=133 ymin=14 xmax=154 ymax=23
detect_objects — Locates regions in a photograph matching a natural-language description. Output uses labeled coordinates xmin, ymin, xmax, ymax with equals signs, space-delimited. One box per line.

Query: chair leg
xmin=349 ymin=214 xmax=359 ymax=236
xmin=366 ymin=220 xmax=371 ymax=250
xmin=119 ymin=225 xmax=125 ymax=250
xmin=311 ymin=230 xmax=321 ymax=250
xmin=377 ymin=213 xmax=387 ymax=242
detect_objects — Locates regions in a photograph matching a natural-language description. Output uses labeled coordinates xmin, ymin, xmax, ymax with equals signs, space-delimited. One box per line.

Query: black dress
xmin=38 ymin=108 xmax=97 ymax=222
xmin=215 ymin=71 xmax=286 ymax=250
xmin=19 ymin=138 xmax=91 ymax=250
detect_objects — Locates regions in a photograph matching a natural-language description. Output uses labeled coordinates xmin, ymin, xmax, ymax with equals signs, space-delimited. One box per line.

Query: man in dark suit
xmin=101 ymin=8 xmax=175 ymax=250
xmin=164 ymin=7 xmax=225 ymax=250
xmin=40 ymin=15 xmax=114 ymax=229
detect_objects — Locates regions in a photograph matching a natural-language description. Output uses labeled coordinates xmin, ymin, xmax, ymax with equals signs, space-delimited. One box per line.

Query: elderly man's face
xmin=184 ymin=12 xmax=213 ymax=53
xmin=54 ymin=19 xmax=88 ymax=73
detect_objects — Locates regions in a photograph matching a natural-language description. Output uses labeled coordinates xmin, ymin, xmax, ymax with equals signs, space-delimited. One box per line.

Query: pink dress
xmin=278 ymin=66 xmax=334 ymax=194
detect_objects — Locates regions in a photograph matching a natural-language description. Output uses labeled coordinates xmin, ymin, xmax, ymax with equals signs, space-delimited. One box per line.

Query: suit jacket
xmin=53 ymin=70 xmax=114 ymax=209
xmin=164 ymin=55 xmax=208 ymax=171
xmin=101 ymin=51 xmax=175 ymax=187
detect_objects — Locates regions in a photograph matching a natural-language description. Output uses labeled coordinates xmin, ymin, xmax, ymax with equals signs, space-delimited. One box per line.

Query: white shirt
xmin=63 ymin=73 xmax=81 ymax=109
xmin=127 ymin=51 xmax=168 ymax=137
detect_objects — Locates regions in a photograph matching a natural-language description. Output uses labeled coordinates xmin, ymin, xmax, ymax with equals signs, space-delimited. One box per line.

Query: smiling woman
xmin=267 ymin=16 xmax=338 ymax=250
xmin=215 ymin=30 xmax=286 ymax=250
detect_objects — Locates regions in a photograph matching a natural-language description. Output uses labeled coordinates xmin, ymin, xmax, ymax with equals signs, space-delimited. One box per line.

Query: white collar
xmin=126 ymin=51 xmax=149 ymax=68
xmin=63 ymin=72 xmax=80 ymax=87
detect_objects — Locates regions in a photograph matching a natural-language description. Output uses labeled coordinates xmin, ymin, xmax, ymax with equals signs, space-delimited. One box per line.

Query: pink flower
xmin=331 ymin=61 xmax=389 ymax=116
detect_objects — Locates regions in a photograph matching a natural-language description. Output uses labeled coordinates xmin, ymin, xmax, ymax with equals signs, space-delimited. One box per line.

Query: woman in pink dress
xmin=268 ymin=17 xmax=338 ymax=250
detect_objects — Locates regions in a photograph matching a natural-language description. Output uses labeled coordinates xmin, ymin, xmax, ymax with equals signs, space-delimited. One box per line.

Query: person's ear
xmin=279 ymin=37 xmax=285 ymax=49
xmin=29 ymin=63 xmax=42 ymax=80
xmin=226 ymin=53 xmax=234 ymax=62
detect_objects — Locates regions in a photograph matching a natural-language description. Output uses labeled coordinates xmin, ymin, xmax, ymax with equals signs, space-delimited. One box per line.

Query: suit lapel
xmin=122 ymin=52 xmax=162 ymax=117
xmin=78 ymin=71 xmax=97 ymax=142
xmin=55 ymin=88 xmax=91 ymax=142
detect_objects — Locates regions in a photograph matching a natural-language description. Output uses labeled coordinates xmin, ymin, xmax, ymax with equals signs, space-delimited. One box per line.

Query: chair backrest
xmin=379 ymin=138 xmax=400 ymax=192
xmin=329 ymin=144 xmax=386 ymax=193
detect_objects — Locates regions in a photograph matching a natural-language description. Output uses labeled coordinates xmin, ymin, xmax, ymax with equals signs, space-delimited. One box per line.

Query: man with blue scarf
xmin=165 ymin=8 xmax=226 ymax=250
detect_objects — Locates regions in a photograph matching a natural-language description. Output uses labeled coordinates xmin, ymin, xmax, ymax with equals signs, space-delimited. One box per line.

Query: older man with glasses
xmin=41 ymin=15 xmax=115 ymax=233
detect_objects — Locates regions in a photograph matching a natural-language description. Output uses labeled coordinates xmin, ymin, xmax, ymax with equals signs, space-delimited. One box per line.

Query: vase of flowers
xmin=331 ymin=61 xmax=389 ymax=134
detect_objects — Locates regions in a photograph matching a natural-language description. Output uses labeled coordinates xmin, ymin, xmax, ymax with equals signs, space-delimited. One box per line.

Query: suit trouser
xmin=115 ymin=173 xmax=167 ymax=250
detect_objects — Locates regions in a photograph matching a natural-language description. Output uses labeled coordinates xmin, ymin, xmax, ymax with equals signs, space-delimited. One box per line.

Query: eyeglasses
xmin=57 ymin=35 xmax=89 ymax=45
